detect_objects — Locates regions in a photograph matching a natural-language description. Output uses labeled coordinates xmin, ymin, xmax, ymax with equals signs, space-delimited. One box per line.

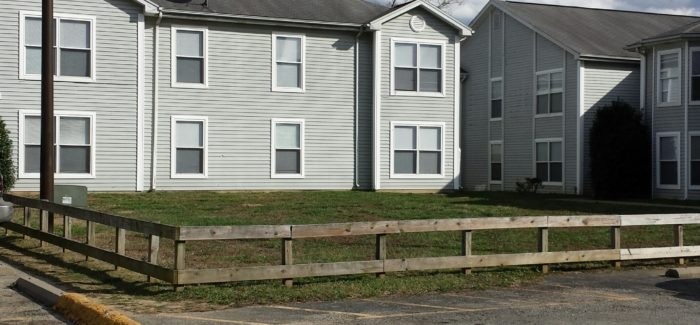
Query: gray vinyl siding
xmin=490 ymin=10 xmax=504 ymax=79
xmin=490 ymin=121 xmax=502 ymax=141
xmin=357 ymin=36 xmax=374 ymax=190
xmin=564 ymin=53 xmax=578 ymax=194
xmin=534 ymin=117 xmax=562 ymax=139
xmin=380 ymin=8 xmax=457 ymax=190
xmin=149 ymin=20 xmax=363 ymax=190
xmin=689 ymin=41 xmax=700 ymax=199
xmin=581 ymin=61 xmax=640 ymax=195
xmin=0 ymin=0 xmax=141 ymax=191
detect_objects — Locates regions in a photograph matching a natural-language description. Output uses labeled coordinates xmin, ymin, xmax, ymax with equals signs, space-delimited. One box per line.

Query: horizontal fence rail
xmin=1 ymin=194 xmax=698 ymax=290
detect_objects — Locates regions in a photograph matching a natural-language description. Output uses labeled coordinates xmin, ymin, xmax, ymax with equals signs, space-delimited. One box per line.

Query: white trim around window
xmin=534 ymin=68 xmax=564 ymax=117
xmin=19 ymin=11 xmax=97 ymax=82
xmin=656 ymin=132 xmax=681 ymax=190
xmin=171 ymin=26 xmax=208 ymax=89
xmin=657 ymin=48 xmax=682 ymax=107
xmin=271 ymin=119 xmax=305 ymax=178
xmin=170 ymin=116 xmax=208 ymax=179
xmin=489 ymin=140 xmax=503 ymax=185
xmin=390 ymin=38 xmax=447 ymax=97
xmin=490 ymin=77 xmax=503 ymax=121
xmin=689 ymin=131 xmax=700 ymax=190
xmin=690 ymin=47 xmax=700 ymax=105
xmin=18 ymin=110 xmax=97 ymax=179
xmin=271 ymin=33 xmax=306 ymax=93
xmin=534 ymin=138 xmax=563 ymax=186
xmin=390 ymin=121 xmax=446 ymax=179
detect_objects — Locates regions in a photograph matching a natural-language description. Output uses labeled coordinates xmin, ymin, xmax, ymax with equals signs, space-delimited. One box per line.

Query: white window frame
xmin=170 ymin=116 xmax=208 ymax=179
xmin=657 ymin=48 xmax=682 ymax=107
xmin=656 ymin=132 xmax=681 ymax=189
xmin=489 ymin=140 xmax=503 ymax=185
xmin=271 ymin=33 xmax=306 ymax=93
xmin=534 ymin=138 xmax=563 ymax=186
xmin=390 ymin=121 xmax=446 ymax=179
xmin=18 ymin=110 xmax=97 ymax=179
xmin=19 ymin=11 xmax=97 ymax=82
xmin=690 ymin=47 xmax=700 ymax=105
xmin=490 ymin=77 xmax=503 ymax=121
xmin=171 ymin=26 xmax=208 ymax=89
xmin=390 ymin=38 xmax=447 ymax=97
xmin=535 ymin=69 xmax=564 ymax=117
xmin=271 ymin=119 xmax=305 ymax=178
xmin=689 ymin=131 xmax=700 ymax=190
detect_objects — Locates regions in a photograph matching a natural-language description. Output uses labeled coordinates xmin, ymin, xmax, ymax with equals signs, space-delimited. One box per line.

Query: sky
xmin=368 ymin=0 xmax=700 ymax=23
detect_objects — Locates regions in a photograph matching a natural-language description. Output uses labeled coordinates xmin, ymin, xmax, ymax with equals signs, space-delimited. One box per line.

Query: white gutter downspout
xmin=354 ymin=27 xmax=365 ymax=189
xmin=372 ymin=30 xmax=382 ymax=191
xmin=149 ymin=11 xmax=163 ymax=191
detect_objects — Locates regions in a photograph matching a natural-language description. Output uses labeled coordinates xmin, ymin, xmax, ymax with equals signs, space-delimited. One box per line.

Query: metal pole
xmin=40 ymin=0 xmax=55 ymax=232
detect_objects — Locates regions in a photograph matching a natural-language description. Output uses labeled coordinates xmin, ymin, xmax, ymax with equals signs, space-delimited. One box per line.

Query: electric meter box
xmin=53 ymin=185 xmax=88 ymax=208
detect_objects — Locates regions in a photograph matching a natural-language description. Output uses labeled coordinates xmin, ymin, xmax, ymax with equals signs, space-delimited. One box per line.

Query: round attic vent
xmin=409 ymin=15 xmax=426 ymax=33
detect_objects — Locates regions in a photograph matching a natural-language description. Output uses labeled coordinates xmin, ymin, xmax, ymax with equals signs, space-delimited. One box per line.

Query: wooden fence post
xmin=147 ymin=235 xmax=160 ymax=282
xmin=39 ymin=209 xmax=49 ymax=247
xmin=375 ymin=234 xmax=387 ymax=279
xmin=62 ymin=215 xmax=71 ymax=253
xmin=462 ymin=230 xmax=472 ymax=275
xmin=675 ymin=225 xmax=685 ymax=266
xmin=174 ymin=241 xmax=186 ymax=291
xmin=611 ymin=226 xmax=621 ymax=268
xmin=85 ymin=221 xmax=95 ymax=261
xmin=282 ymin=238 xmax=293 ymax=287
xmin=538 ymin=228 xmax=549 ymax=274
xmin=23 ymin=207 xmax=30 ymax=239
xmin=114 ymin=228 xmax=126 ymax=270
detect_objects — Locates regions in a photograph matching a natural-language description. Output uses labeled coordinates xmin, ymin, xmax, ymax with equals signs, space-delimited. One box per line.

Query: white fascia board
xmin=368 ymin=0 xmax=473 ymax=37
xmin=130 ymin=0 xmax=160 ymax=15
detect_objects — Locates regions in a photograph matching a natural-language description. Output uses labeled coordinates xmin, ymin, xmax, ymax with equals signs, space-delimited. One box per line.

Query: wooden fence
xmin=1 ymin=194 xmax=697 ymax=290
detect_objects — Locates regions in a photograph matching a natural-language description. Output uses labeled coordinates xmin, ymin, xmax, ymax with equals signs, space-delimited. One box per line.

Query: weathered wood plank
xmin=63 ymin=215 xmax=71 ymax=253
xmin=397 ymin=217 xmax=548 ymax=233
xmin=675 ymin=225 xmax=685 ymax=265
xmin=611 ymin=226 xmax=621 ymax=268
xmin=620 ymin=246 xmax=700 ymax=260
xmin=461 ymin=230 xmax=472 ymax=275
xmin=539 ymin=228 xmax=549 ymax=274
xmin=178 ymin=225 xmax=292 ymax=241
xmin=22 ymin=207 xmax=30 ymax=239
xmin=375 ymin=234 xmax=387 ymax=279
xmin=292 ymin=221 xmax=400 ymax=238
xmin=115 ymin=228 xmax=126 ymax=270
xmin=620 ymin=214 xmax=700 ymax=226
xmin=147 ymin=235 xmax=160 ymax=283
xmin=547 ymin=215 xmax=620 ymax=227
xmin=282 ymin=239 xmax=293 ymax=287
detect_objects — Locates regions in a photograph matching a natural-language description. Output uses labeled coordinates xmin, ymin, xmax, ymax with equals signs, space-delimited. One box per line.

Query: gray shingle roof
xmin=493 ymin=1 xmax=700 ymax=59
xmin=639 ymin=20 xmax=700 ymax=43
xmin=148 ymin=0 xmax=389 ymax=25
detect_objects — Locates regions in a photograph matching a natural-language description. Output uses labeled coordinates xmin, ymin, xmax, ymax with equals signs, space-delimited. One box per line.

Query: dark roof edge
xmin=504 ymin=0 xmax=700 ymax=19
xmin=579 ymin=54 xmax=641 ymax=63
xmin=626 ymin=33 xmax=700 ymax=51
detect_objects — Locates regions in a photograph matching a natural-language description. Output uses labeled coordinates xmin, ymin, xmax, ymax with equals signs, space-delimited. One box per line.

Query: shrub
xmin=516 ymin=177 xmax=543 ymax=193
xmin=0 ymin=119 xmax=15 ymax=191
xmin=589 ymin=100 xmax=650 ymax=199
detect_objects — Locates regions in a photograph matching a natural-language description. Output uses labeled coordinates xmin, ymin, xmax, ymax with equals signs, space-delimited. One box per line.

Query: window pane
xmin=176 ymin=121 xmax=203 ymax=148
xmin=536 ymin=142 xmax=548 ymax=161
xmin=25 ymin=116 xmax=42 ymax=144
xmin=419 ymin=127 xmax=440 ymax=151
xmin=536 ymin=162 xmax=548 ymax=181
xmin=419 ymin=151 xmax=440 ymax=174
xmin=550 ymin=162 xmax=563 ymax=182
xmin=491 ymin=80 xmax=502 ymax=99
xmin=25 ymin=145 xmax=40 ymax=173
xmin=537 ymin=74 xmax=549 ymax=92
xmin=693 ymin=51 xmax=700 ymax=76
xmin=491 ymin=143 xmax=502 ymax=162
xmin=491 ymin=100 xmax=502 ymax=119
xmin=26 ymin=47 xmax=42 ymax=75
xmin=692 ymin=136 xmax=700 ymax=161
xmin=60 ymin=146 xmax=90 ymax=173
xmin=661 ymin=80 xmax=670 ymax=103
xmin=692 ymin=161 xmax=700 ymax=186
xmin=60 ymin=117 xmax=90 ymax=145
xmin=25 ymin=17 xmax=43 ymax=46
xmin=395 ymin=43 xmax=417 ymax=67
xmin=395 ymin=68 xmax=417 ymax=91
xmin=692 ymin=77 xmax=700 ymax=102
xmin=491 ymin=163 xmax=502 ymax=181
xmin=536 ymin=94 xmax=549 ymax=114
xmin=394 ymin=126 xmax=416 ymax=150
xmin=660 ymin=161 xmax=678 ymax=185
xmin=276 ymin=62 xmax=301 ymax=88
xmin=275 ymin=123 xmax=300 ymax=149
xmin=276 ymin=37 xmax=301 ymax=62
xmin=60 ymin=20 xmax=90 ymax=48
xmin=660 ymin=136 xmax=677 ymax=160
xmin=550 ymin=72 xmax=563 ymax=90
xmin=550 ymin=142 xmax=562 ymax=161
xmin=420 ymin=45 xmax=441 ymax=69
xmin=275 ymin=149 xmax=301 ymax=174
xmin=176 ymin=57 xmax=204 ymax=84
xmin=419 ymin=69 xmax=441 ymax=92
xmin=394 ymin=151 xmax=416 ymax=174
xmin=176 ymin=30 xmax=203 ymax=57
xmin=550 ymin=93 xmax=563 ymax=113
xmin=660 ymin=53 xmax=679 ymax=75
xmin=60 ymin=49 xmax=90 ymax=77
xmin=176 ymin=148 xmax=203 ymax=174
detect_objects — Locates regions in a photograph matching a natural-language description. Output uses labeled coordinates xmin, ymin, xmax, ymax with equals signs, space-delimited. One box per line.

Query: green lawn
xmin=1 ymin=191 xmax=698 ymax=311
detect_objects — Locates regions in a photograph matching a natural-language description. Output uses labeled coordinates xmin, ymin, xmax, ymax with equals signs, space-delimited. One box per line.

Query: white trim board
xmin=170 ymin=115 xmax=209 ymax=179
xmin=271 ymin=33 xmax=306 ymax=93
xmin=270 ymin=118 xmax=306 ymax=179
xmin=368 ymin=0 xmax=472 ymax=37
xmin=389 ymin=121 xmax=447 ymax=179
xmin=656 ymin=131 xmax=681 ymax=190
xmin=170 ymin=25 xmax=209 ymax=89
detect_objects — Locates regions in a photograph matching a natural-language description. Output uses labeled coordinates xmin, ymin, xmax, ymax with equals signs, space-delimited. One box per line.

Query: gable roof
xmin=628 ymin=19 xmax=700 ymax=48
xmin=368 ymin=0 xmax=472 ymax=36
xmin=471 ymin=0 xmax=700 ymax=61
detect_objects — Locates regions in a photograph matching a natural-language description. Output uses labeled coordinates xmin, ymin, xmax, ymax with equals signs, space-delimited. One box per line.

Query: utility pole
xmin=41 ymin=0 xmax=55 ymax=232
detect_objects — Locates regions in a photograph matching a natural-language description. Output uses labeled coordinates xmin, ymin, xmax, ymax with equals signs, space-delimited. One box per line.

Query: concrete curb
xmin=666 ymin=267 xmax=700 ymax=279
xmin=13 ymin=275 xmax=139 ymax=325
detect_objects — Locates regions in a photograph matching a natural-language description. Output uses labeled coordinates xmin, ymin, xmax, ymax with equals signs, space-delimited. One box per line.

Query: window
xmin=391 ymin=122 xmax=444 ymax=177
xmin=536 ymin=70 xmax=563 ymax=115
xmin=272 ymin=34 xmax=305 ymax=92
xmin=392 ymin=39 xmax=444 ymax=95
xmin=691 ymin=48 xmax=700 ymax=103
xmin=690 ymin=133 xmax=700 ymax=188
xmin=535 ymin=139 xmax=562 ymax=184
xmin=171 ymin=116 xmax=207 ymax=178
xmin=272 ymin=119 xmax=304 ymax=178
xmin=19 ymin=111 xmax=95 ymax=178
xmin=491 ymin=78 xmax=503 ymax=119
xmin=657 ymin=133 xmax=680 ymax=188
xmin=20 ymin=12 xmax=95 ymax=81
xmin=490 ymin=141 xmax=502 ymax=183
xmin=657 ymin=49 xmax=681 ymax=105
xmin=172 ymin=27 xmax=207 ymax=87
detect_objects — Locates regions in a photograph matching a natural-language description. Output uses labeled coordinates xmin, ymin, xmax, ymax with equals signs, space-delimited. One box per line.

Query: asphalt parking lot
xmin=135 ymin=268 xmax=700 ymax=325
xmin=0 ymin=262 xmax=65 ymax=325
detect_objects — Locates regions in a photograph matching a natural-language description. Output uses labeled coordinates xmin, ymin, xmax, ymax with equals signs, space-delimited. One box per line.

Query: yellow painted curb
xmin=54 ymin=293 xmax=140 ymax=325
